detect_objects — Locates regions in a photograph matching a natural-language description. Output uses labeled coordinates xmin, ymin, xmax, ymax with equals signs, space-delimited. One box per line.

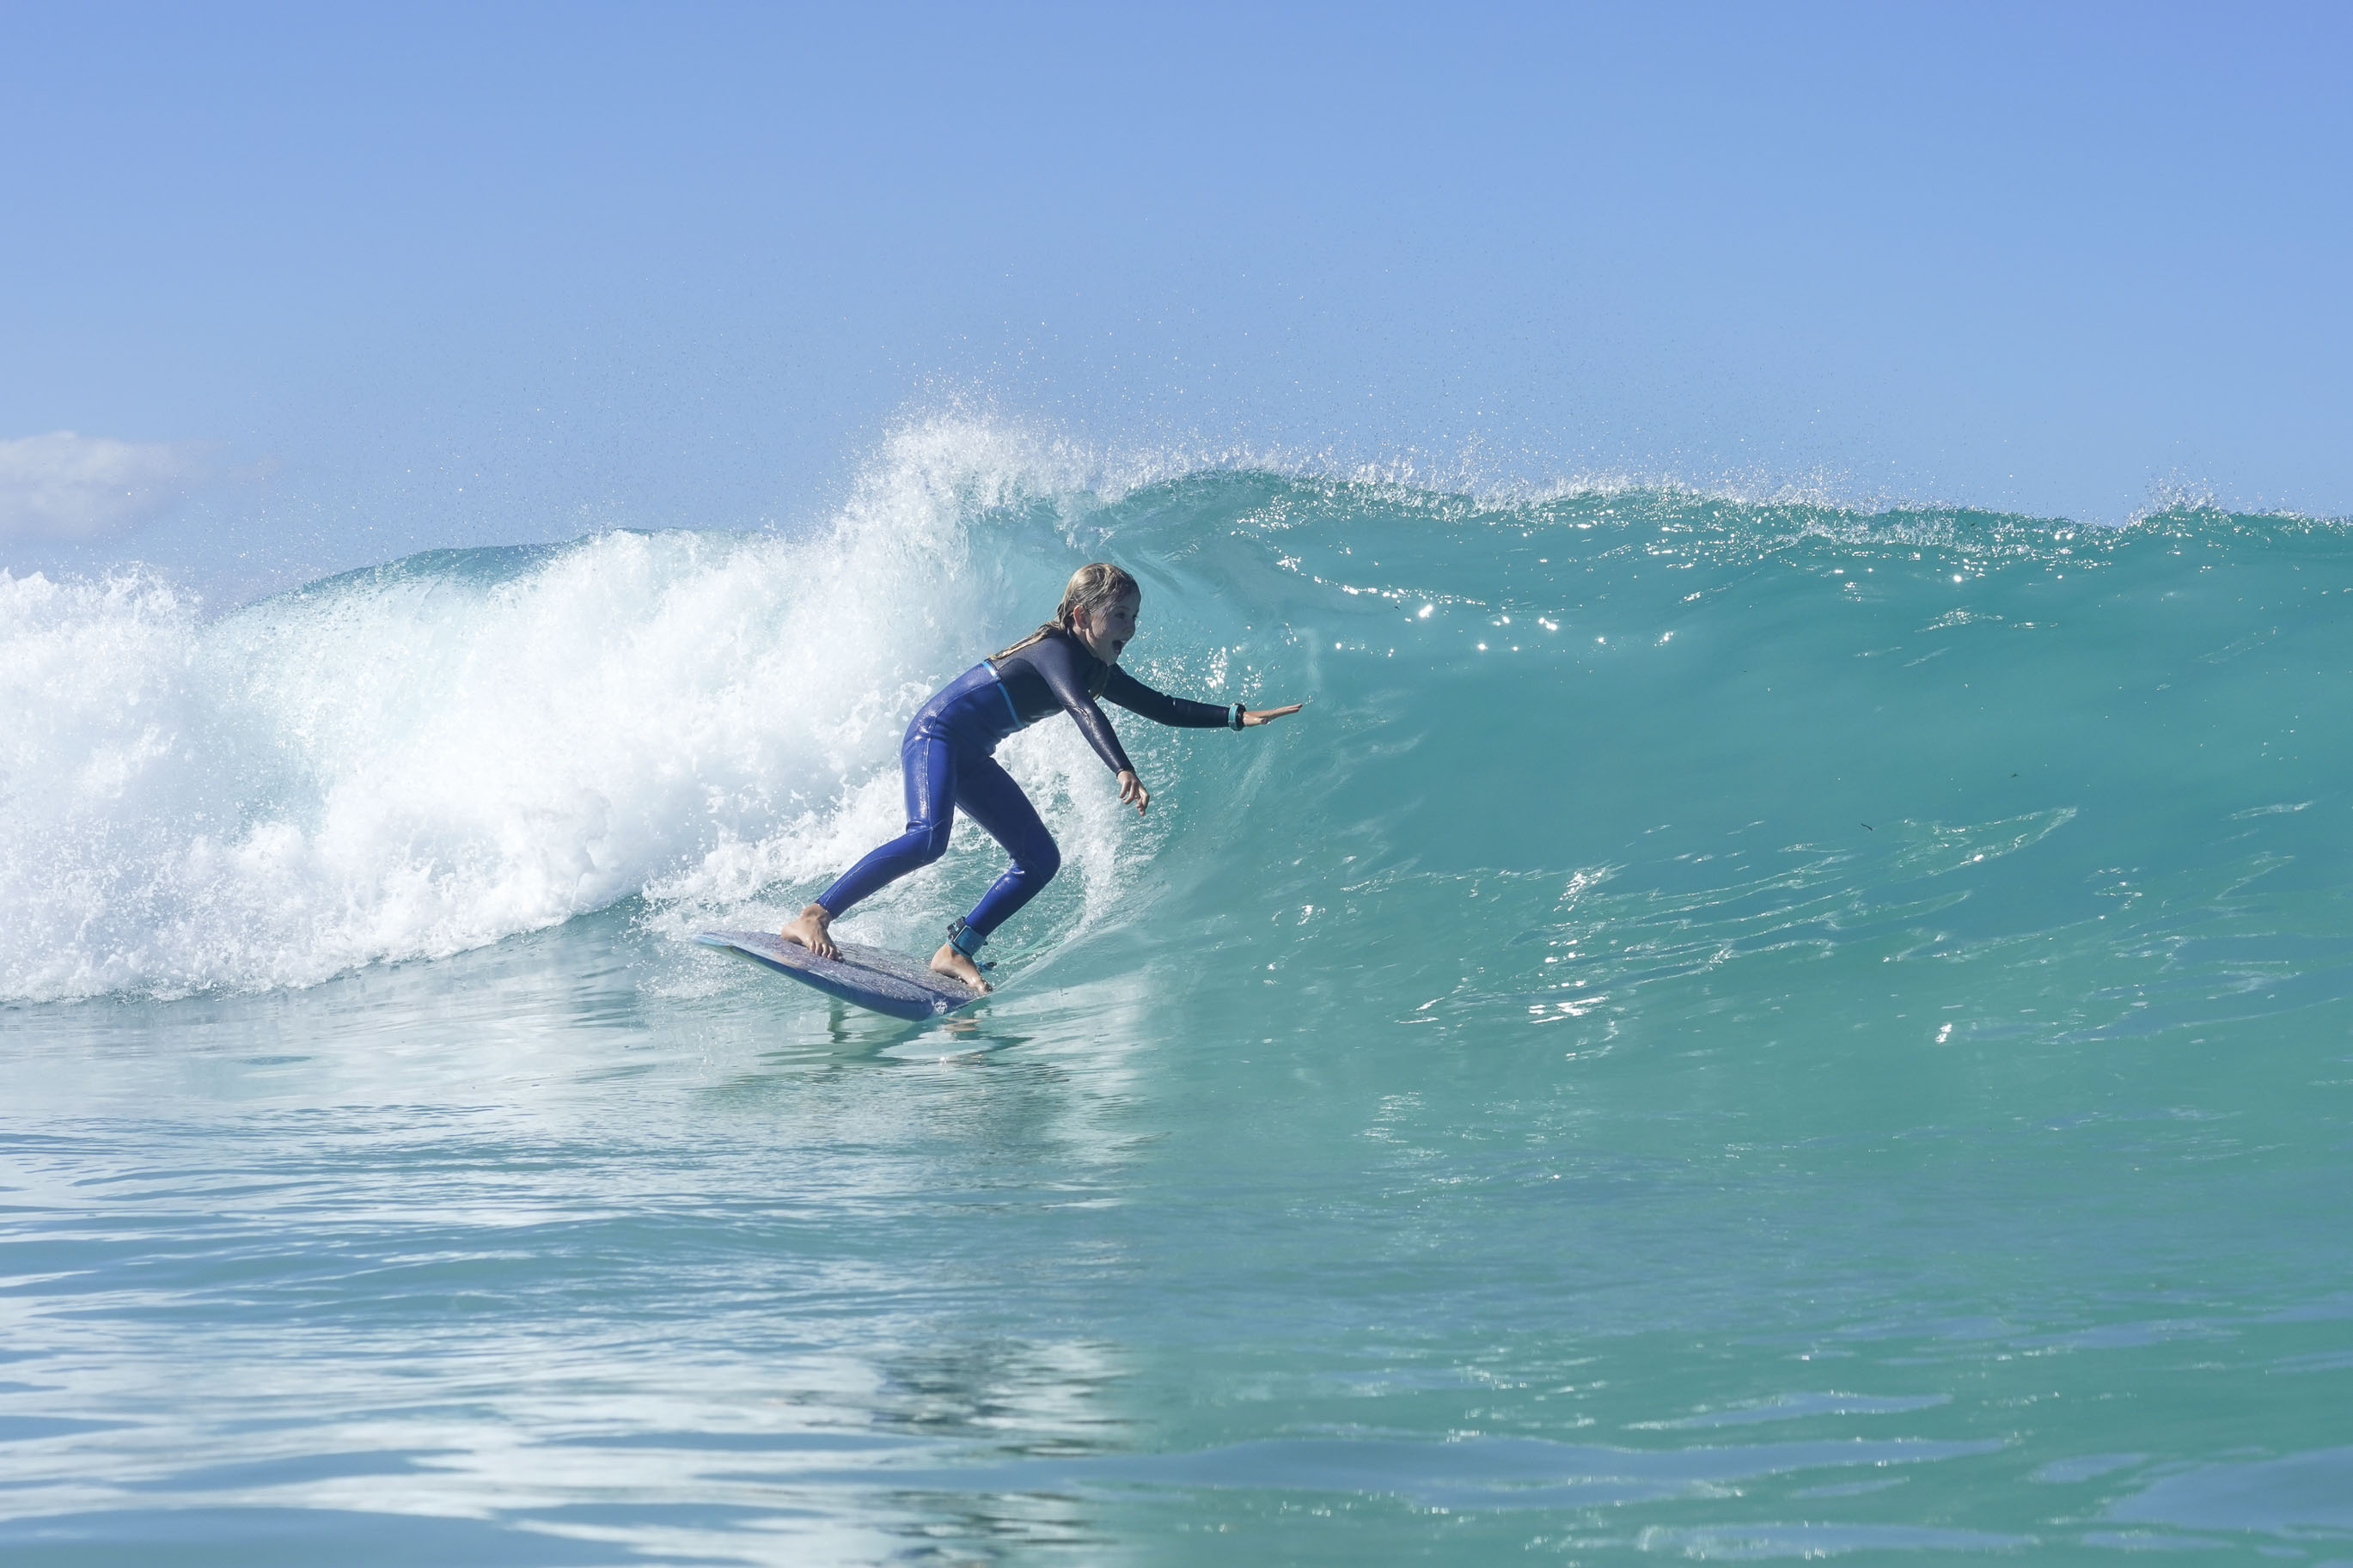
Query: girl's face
xmin=1072 ymin=593 xmax=1140 ymax=665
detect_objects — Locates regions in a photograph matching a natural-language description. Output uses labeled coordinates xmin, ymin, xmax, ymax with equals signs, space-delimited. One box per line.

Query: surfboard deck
xmin=696 ymin=929 xmax=981 ymax=1020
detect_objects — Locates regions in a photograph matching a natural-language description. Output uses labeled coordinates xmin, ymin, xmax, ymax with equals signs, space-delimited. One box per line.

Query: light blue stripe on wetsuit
xmin=815 ymin=665 xmax=1061 ymax=941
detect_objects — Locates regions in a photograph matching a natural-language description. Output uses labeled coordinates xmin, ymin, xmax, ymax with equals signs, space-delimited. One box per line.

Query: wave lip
xmin=7 ymin=415 xmax=2350 ymax=1007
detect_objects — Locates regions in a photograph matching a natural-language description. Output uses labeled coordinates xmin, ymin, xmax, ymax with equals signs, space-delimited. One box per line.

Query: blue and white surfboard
xmin=696 ymin=930 xmax=981 ymax=1020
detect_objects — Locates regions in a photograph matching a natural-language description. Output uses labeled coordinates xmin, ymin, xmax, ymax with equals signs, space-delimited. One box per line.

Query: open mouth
xmin=1111 ymin=639 xmax=1127 ymax=656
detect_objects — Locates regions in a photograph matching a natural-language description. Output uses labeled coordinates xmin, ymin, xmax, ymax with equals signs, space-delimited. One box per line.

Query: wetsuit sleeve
xmin=1029 ymin=637 xmax=1139 ymax=777
xmin=1102 ymin=666 xmax=1235 ymax=729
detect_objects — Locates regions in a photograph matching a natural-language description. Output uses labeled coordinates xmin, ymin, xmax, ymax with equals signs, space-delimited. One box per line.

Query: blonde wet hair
xmin=993 ymin=563 xmax=1141 ymax=667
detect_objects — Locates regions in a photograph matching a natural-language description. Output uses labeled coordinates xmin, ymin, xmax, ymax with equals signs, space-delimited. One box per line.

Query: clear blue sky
xmin=4 ymin=2 xmax=2348 ymax=587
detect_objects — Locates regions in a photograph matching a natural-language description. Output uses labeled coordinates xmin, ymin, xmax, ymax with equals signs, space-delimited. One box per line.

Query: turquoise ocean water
xmin=4 ymin=424 xmax=2350 ymax=1563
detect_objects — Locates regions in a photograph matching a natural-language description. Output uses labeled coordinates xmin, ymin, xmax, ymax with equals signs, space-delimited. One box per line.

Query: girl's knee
xmin=1024 ymin=839 xmax=1061 ymax=884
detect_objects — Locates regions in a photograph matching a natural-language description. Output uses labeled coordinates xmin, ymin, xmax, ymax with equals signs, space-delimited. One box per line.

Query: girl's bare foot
xmin=931 ymin=943 xmax=992 ymax=993
xmin=780 ymin=903 xmax=837 ymax=960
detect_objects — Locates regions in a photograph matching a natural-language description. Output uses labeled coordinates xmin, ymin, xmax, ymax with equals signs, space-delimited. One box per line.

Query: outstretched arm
xmin=1101 ymin=666 xmax=1235 ymax=729
xmin=1102 ymin=669 xmax=1306 ymax=730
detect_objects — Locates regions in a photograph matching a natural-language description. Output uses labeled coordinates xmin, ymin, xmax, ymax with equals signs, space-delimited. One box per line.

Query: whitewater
xmin=3 ymin=420 xmax=2349 ymax=1564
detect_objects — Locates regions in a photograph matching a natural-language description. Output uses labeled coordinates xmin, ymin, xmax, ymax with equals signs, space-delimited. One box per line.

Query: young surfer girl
xmin=780 ymin=563 xmax=1302 ymax=991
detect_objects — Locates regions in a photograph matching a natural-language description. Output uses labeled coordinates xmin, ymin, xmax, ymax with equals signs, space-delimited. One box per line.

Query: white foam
xmin=0 ymin=418 xmax=1160 ymax=1002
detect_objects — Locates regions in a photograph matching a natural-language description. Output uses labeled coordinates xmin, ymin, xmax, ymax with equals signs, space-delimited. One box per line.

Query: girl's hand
xmin=1117 ymin=770 xmax=1151 ymax=815
xmin=1242 ymin=703 xmax=1305 ymax=727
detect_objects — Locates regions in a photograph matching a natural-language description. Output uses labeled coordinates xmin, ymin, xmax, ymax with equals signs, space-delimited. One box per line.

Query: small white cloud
xmin=0 ymin=430 xmax=214 ymax=542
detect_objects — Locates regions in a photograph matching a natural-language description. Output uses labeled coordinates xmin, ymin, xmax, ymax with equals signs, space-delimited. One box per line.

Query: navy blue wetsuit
xmin=816 ymin=631 xmax=1238 ymax=944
